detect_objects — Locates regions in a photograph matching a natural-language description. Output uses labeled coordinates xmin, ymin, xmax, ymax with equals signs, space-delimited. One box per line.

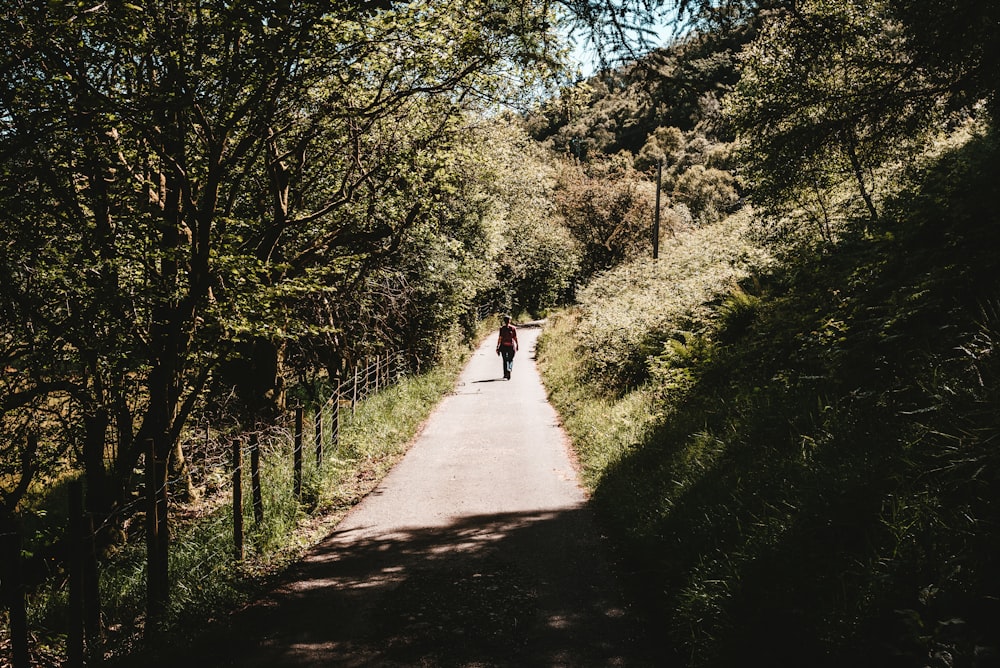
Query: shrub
xmin=554 ymin=159 xmax=656 ymax=279
xmin=572 ymin=209 xmax=773 ymax=388
xmin=673 ymin=165 xmax=741 ymax=225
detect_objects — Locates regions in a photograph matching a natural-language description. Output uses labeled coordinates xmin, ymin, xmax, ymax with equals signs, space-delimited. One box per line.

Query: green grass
xmin=15 ymin=325 xmax=486 ymax=662
xmin=537 ymin=127 xmax=1000 ymax=666
xmin=536 ymin=311 xmax=659 ymax=489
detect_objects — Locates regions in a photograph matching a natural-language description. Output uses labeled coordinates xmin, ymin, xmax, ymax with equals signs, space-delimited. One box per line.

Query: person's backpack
xmin=499 ymin=324 xmax=515 ymax=347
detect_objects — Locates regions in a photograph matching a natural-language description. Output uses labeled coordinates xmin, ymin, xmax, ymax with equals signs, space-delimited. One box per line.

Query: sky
xmin=561 ymin=7 xmax=683 ymax=78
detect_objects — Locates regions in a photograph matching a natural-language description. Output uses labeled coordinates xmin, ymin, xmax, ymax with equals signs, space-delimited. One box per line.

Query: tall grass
xmin=571 ymin=209 xmax=774 ymax=388
xmin=537 ymin=128 xmax=1000 ymax=666
xmin=536 ymin=311 xmax=658 ymax=488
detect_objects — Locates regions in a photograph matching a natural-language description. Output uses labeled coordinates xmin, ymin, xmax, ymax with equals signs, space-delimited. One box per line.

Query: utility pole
xmin=653 ymin=158 xmax=662 ymax=259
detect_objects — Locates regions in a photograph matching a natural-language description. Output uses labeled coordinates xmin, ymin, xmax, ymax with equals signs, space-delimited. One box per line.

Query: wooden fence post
xmin=144 ymin=439 xmax=158 ymax=630
xmin=293 ymin=405 xmax=304 ymax=499
xmin=68 ymin=480 xmax=85 ymax=668
xmin=351 ymin=364 xmax=358 ymax=415
xmin=68 ymin=480 xmax=104 ymax=665
xmin=250 ymin=432 xmax=263 ymax=526
xmin=144 ymin=438 xmax=169 ymax=633
xmin=332 ymin=377 xmax=340 ymax=451
xmin=232 ymin=439 xmax=244 ymax=562
xmin=203 ymin=421 xmax=210 ymax=473
xmin=367 ymin=356 xmax=373 ymax=397
xmin=314 ymin=402 xmax=323 ymax=469
xmin=83 ymin=508 xmax=103 ymax=665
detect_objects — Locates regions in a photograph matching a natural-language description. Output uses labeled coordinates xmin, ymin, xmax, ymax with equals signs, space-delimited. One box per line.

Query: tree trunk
xmin=82 ymin=410 xmax=110 ymax=506
xmin=1 ymin=513 xmax=30 ymax=668
xmin=843 ymin=131 xmax=878 ymax=226
xmin=143 ymin=92 xmax=187 ymax=627
xmin=168 ymin=434 xmax=197 ymax=502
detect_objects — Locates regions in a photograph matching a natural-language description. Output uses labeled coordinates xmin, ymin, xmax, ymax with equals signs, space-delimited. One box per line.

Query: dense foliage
xmin=543 ymin=126 xmax=1000 ymax=666
xmin=536 ymin=0 xmax=1000 ymax=665
xmin=0 ymin=0 xmax=573 ymax=660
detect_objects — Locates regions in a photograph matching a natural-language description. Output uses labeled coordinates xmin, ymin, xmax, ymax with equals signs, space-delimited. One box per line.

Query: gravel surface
xmin=142 ymin=325 xmax=658 ymax=667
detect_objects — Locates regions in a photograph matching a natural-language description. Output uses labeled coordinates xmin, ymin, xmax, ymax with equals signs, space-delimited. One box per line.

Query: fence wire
xmin=5 ymin=348 xmax=414 ymax=666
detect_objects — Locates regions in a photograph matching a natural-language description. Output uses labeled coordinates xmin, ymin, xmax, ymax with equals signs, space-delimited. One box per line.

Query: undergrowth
xmin=11 ymin=324 xmax=485 ymax=664
xmin=538 ymin=128 xmax=1000 ymax=666
xmin=571 ymin=208 xmax=774 ymax=390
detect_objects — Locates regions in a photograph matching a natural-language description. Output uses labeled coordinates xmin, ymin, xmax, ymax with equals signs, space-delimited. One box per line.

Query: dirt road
xmin=155 ymin=325 xmax=655 ymax=666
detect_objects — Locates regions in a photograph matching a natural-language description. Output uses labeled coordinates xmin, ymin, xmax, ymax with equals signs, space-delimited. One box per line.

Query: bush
xmin=554 ymin=158 xmax=657 ymax=279
xmin=571 ymin=210 xmax=773 ymax=387
xmin=673 ymin=165 xmax=740 ymax=225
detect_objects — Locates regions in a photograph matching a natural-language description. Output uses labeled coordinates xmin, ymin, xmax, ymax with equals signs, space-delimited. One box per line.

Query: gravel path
xmin=149 ymin=325 xmax=656 ymax=666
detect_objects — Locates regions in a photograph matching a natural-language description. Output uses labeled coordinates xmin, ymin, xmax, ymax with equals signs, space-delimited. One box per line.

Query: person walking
xmin=496 ymin=315 xmax=518 ymax=380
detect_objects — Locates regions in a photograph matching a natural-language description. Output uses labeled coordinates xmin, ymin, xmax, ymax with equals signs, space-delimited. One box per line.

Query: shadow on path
xmin=124 ymin=509 xmax=658 ymax=667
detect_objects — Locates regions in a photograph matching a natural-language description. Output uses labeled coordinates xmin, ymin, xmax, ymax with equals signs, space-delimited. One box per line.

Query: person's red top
xmin=497 ymin=324 xmax=517 ymax=349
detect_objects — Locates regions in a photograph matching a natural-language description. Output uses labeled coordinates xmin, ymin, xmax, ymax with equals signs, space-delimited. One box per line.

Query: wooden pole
xmin=154 ymin=442 xmax=169 ymax=616
xmin=232 ymin=438 xmax=244 ymax=561
xmin=250 ymin=432 xmax=263 ymax=525
xmin=293 ymin=405 xmax=304 ymax=499
xmin=314 ymin=402 xmax=323 ymax=469
xmin=332 ymin=377 xmax=340 ymax=451
xmin=351 ymin=364 xmax=358 ymax=415
xmin=144 ymin=437 xmax=169 ymax=632
xmin=144 ymin=439 xmax=158 ymax=627
xmin=83 ymin=509 xmax=103 ymax=665
xmin=653 ymin=159 xmax=662 ymax=260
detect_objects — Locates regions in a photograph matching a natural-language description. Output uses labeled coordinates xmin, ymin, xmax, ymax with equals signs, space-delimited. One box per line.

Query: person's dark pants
xmin=499 ymin=346 xmax=515 ymax=379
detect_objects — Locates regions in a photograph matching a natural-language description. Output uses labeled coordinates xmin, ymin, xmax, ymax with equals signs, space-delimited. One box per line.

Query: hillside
xmin=537 ymin=46 xmax=1000 ymax=668
xmin=533 ymin=3 xmax=1000 ymax=665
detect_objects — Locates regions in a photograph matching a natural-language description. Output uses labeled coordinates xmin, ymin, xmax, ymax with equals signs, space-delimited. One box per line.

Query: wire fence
xmin=339 ymin=351 xmax=408 ymax=410
xmin=3 ymin=349 xmax=414 ymax=667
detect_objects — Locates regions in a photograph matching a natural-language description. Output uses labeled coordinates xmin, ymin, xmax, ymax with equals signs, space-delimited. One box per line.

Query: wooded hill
xmin=536 ymin=1 xmax=1000 ymax=666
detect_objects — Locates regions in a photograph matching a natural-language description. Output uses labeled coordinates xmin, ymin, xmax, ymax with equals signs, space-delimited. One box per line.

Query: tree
xmin=724 ymin=0 xmax=942 ymax=230
xmin=472 ymin=117 xmax=581 ymax=315
xmin=1 ymin=0 xmax=562 ymax=632
xmin=555 ymin=155 xmax=655 ymax=277
xmin=673 ymin=164 xmax=739 ymax=225
xmin=888 ymin=0 xmax=1000 ymax=118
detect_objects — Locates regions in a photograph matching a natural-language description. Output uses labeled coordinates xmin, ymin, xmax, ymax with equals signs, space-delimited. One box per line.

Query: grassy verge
xmin=537 ymin=128 xmax=1000 ymax=666
xmin=535 ymin=309 xmax=659 ymax=490
xmin=11 ymin=325 xmax=488 ymax=664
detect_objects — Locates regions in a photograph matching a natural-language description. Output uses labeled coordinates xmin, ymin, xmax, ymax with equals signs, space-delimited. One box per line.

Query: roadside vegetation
xmin=3 ymin=0 xmax=998 ymax=666
xmin=536 ymin=1 xmax=1000 ymax=664
xmin=541 ymin=125 xmax=1000 ymax=665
